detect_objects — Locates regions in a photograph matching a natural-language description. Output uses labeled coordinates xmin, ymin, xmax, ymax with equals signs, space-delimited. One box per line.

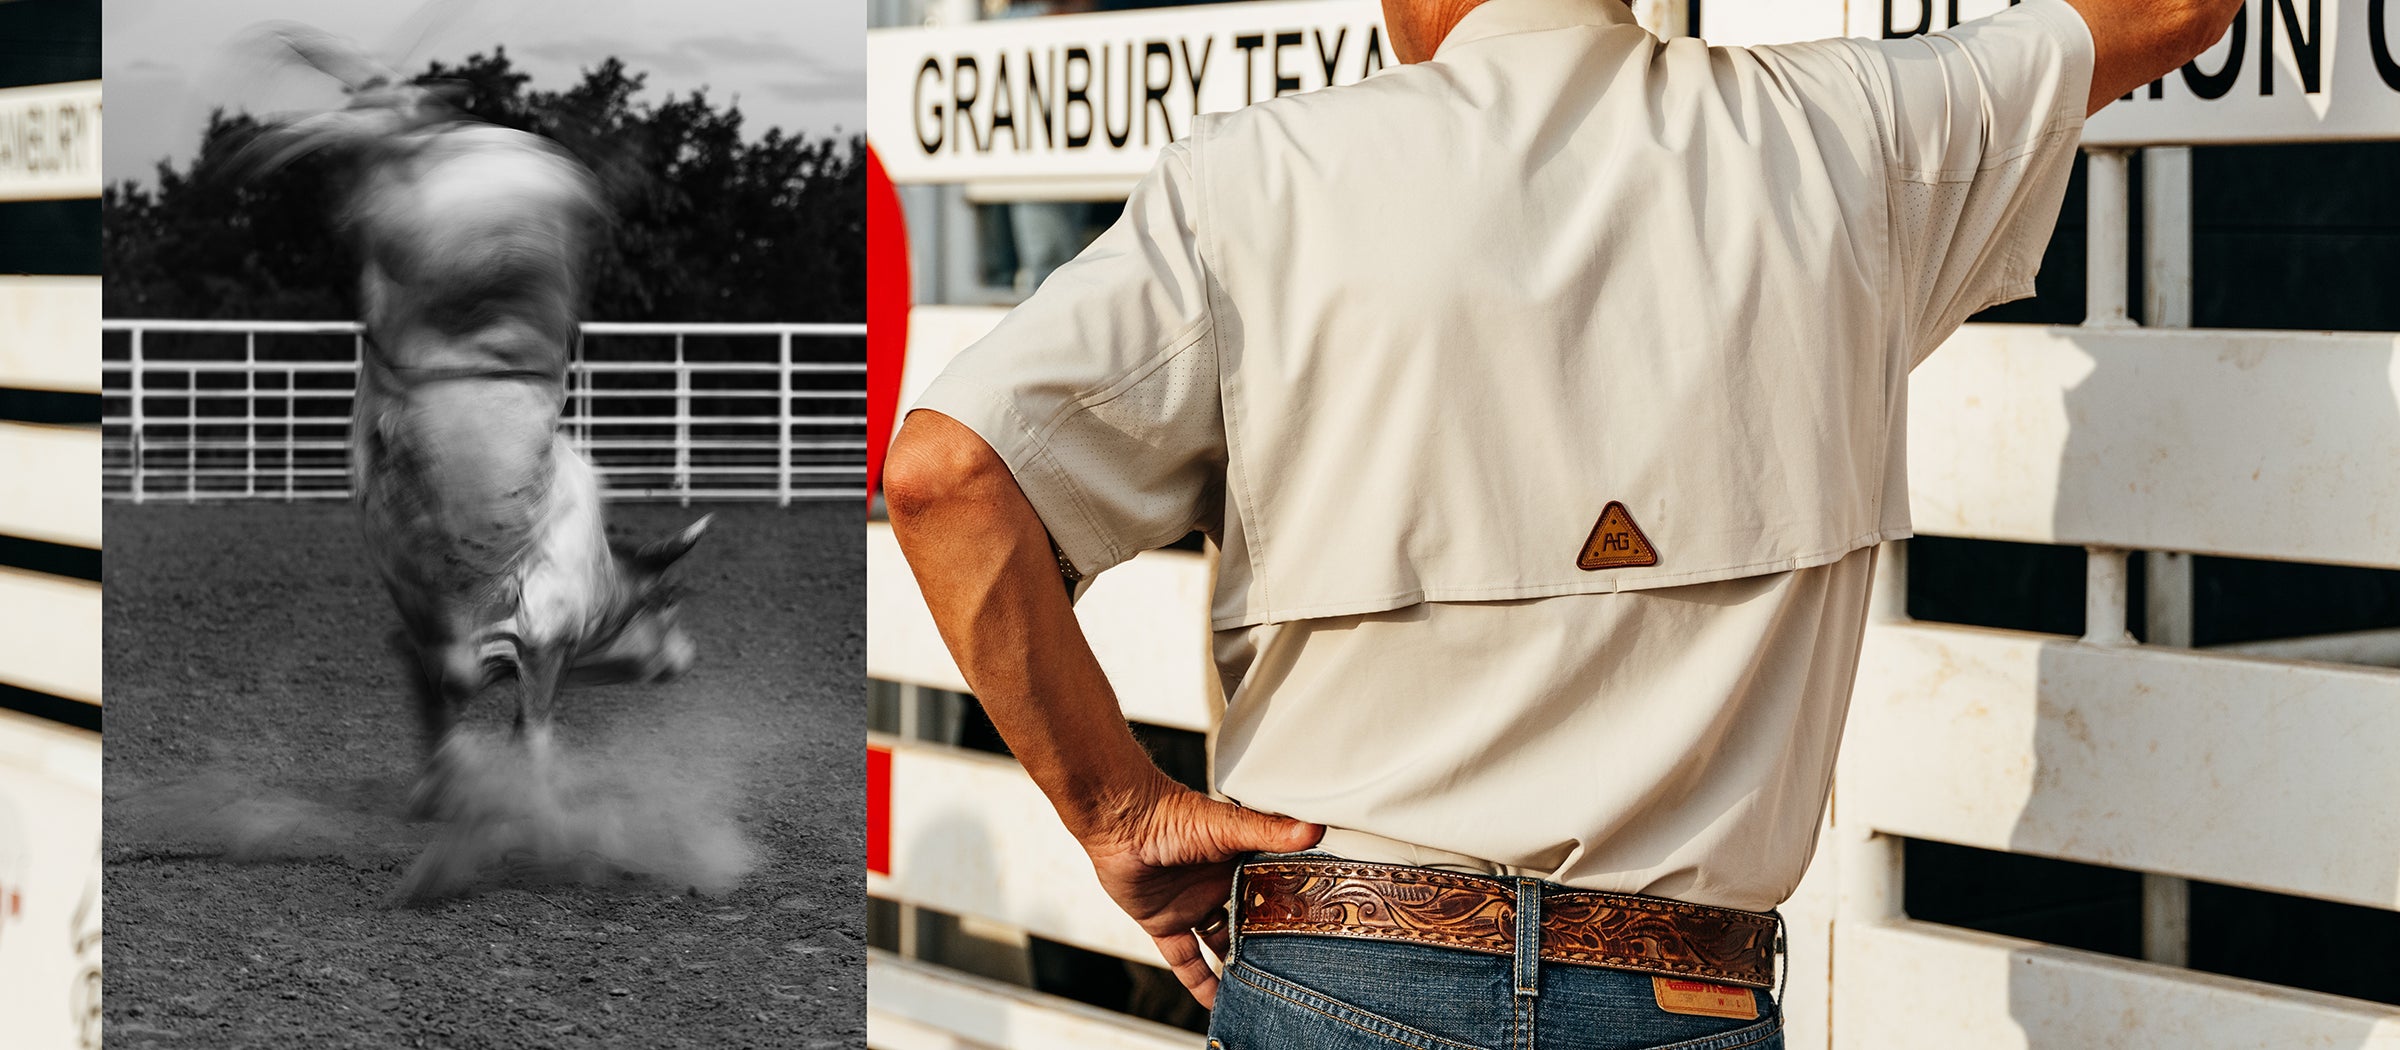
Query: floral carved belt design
xmin=1235 ymin=860 xmax=1779 ymax=989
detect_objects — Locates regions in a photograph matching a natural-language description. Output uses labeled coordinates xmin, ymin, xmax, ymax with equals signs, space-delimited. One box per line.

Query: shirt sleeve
xmin=907 ymin=141 xmax=1225 ymax=580
xmin=1838 ymin=0 xmax=2095 ymax=364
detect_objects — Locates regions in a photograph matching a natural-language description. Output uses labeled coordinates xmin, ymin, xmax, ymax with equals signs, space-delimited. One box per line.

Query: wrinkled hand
xmin=1081 ymin=781 xmax=1324 ymax=1008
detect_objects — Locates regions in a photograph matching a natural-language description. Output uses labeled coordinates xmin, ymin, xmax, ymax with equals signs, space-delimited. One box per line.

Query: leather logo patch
xmin=1652 ymin=978 xmax=1758 ymax=1020
xmin=1577 ymin=501 xmax=1657 ymax=570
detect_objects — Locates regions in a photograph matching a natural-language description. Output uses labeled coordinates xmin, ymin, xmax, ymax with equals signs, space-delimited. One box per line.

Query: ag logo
xmin=1576 ymin=501 xmax=1658 ymax=571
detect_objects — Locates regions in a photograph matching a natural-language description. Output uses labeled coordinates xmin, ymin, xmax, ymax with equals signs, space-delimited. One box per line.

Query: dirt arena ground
xmin=101 ymin=501 xmax=864 ymax=1049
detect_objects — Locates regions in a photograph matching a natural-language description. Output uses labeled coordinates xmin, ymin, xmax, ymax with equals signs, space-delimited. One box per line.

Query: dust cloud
xmin=111 ymin=712 xmax=761 ymax=904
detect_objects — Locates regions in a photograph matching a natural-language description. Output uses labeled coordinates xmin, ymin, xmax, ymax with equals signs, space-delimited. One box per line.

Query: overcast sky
xmin=103 ymin=0 xmax=865 ymax=187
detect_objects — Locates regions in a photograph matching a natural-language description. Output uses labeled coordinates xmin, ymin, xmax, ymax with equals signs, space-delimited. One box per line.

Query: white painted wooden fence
xmin=0 ymin=76 xmax=103 ymax=1050
xmin=867 ymin=2 xmax=2400 ymax=1046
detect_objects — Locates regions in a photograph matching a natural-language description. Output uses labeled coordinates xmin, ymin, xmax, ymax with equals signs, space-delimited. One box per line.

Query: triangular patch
xmin=1577 ymin=501 xmax=1658 ymax=570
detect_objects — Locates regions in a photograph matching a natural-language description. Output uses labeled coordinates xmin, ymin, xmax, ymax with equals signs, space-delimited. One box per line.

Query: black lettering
xmin=914 ymin=58 xmax=945 ymax=154
xmin=1180 ymin=38 xmax=1215 ymax=116
xmin=1066 ymin=47 xmax=1093 ymax=148
xmin=1236 ymin=33 xmax=1265 ymax=104
xmin=2261 ymin=0 xmax=2321 ymax=95
xmin=953 ymin=56 xmax=986 ymax=152
xmin=991 ymin=53 xmax=1018 ymax=150
xmin=1273 ymin=31 xmax=1303 ymax=96
xmin=1104 ymin=43 xmax=1134 ymax=148
xmin=1882 ymin=0 xmax=1932 ymax=38
xmin=1364 ymin=25 xmax=1387 ymax=76
xmin=1144 ymin=41 xmax=1175 ymax=145
xmin=2374 ymin=0 xmax=2400 ymax=91
xmin=1315 ymin=27 xmax=1347 ymax=86
xmin=1027 ymin=48 xmax=1056 ymax=148
xmin=2180 ymin=4 xmax=2246 ymax=99
xmin=2148 ymin=76 xmax=2165 ymax=99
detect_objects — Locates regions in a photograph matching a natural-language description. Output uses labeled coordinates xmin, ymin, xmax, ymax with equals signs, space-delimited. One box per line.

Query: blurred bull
xmin=240 ymin=26 xmax=709 ymax=814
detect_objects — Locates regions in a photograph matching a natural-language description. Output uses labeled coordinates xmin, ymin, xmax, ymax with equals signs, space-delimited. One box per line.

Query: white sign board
xmin=1707 ymin=0 xmax=2400 ymax=145
xmin=869 ymin=0 xmax=1391 ymax=188
xmin=0 ymin=712 xmax=99 ymax=1050
xmin=0 ymin=82 xmax=100 ymax=203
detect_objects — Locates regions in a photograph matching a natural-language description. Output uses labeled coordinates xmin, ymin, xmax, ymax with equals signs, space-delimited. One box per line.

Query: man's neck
xmin=1382 ymin=0 xmax=1493 ymax=63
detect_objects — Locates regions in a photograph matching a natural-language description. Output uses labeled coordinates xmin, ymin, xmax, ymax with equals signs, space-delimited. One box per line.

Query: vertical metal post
xmin=2142 ymin=147 xmax=2193 ymax=328
xmin=2139 ymin=144 xmax=2196 ymax=969
xmin=779 ymin=330 xmax=796 ymax=507
xmin=287 ymin=366 xmax=298 ymax=501
xmin=2084 ymin=148 xmax=2136 ymax=329
xmin=245 ymin=330 xmax=257 ymax=499
xmin=674 ymin=333 xmax=691 ymax=506
xmin=129 ymin=327 xmax=146 ymax=504
xmin=895 ymin=681 xmax=924 ymax=961
xmin=2145 ymin=552 xmax=2194 ymax=649
xmin=2143 ymin=874 xmax=2192 ymax=967
xmin=187 ymin=360 xmax=198 ymax=502
xmin=352 ymin=332 xmax=367 ymax=501
xmin=2084 ymin=547 xmax=2132 ymax=647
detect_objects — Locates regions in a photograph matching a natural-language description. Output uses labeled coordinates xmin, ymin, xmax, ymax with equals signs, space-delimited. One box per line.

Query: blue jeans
xmin=1206 ymin=866 xmax=1785 ymax=1050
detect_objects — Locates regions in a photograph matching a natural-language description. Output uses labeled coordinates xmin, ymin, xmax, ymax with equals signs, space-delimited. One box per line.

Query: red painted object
xmin=866 ymin=744 xmax=893 ymax=876
xmin=865 ymin=146 xmax=912 ymax=505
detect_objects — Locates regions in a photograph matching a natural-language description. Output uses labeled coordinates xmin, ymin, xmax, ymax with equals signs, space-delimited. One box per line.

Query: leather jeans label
xmin=1651 ymin=977 xmax=1758 ymax=1019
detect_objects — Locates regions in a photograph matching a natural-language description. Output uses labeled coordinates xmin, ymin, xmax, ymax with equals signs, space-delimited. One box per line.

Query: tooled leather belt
xmin=1234 ymin=860 xmax=1779 ymax=989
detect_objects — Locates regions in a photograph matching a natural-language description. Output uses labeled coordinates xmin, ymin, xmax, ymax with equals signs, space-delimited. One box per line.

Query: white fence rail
xmin=100 ymin=319 xmax=867 ymax=505
xmin=868 ymin=2 xmax=2400 ymax=1046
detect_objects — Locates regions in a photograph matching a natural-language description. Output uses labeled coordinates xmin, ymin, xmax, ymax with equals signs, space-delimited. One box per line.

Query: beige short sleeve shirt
xmin=914 ymin=0 xmax=2092 ymax=910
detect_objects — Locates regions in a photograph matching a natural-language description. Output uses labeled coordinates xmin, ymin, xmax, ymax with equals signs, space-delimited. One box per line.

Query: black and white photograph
xmin=97 ymin=1 xmax=866 ymax=1045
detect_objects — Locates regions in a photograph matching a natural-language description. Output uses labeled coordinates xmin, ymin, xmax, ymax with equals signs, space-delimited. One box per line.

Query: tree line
xmin=102 ymin=48 xmax=863 ymax=324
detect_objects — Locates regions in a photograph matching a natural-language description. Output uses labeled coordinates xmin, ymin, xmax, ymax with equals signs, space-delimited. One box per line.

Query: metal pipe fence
xmin=100 ymin=320 xmax=866 ymax=505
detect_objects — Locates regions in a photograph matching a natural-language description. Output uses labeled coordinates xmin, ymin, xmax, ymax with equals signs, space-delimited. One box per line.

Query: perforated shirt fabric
xmin=911 ymin=0 xmax=2091 ymax=911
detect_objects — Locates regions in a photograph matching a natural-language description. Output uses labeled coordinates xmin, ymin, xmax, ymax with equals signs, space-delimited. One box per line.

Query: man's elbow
xmin=884 ymin=411 xmax=1012 ymax=531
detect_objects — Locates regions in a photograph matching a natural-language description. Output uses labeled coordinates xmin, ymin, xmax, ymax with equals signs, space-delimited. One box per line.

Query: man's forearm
xmin=883 ymin=409 xmax=1174 ymax=842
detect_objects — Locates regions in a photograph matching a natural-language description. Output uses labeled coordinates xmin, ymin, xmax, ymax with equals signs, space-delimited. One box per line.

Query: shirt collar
xmin=1433 ymin=0 xmax=1640 ymax=58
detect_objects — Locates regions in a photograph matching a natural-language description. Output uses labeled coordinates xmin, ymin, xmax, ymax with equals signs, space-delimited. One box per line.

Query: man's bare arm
xmin=883 ymin=408 xmax=1321 ymax=1007
xmin=2066 ymin=0 xmax=2245 ymax=115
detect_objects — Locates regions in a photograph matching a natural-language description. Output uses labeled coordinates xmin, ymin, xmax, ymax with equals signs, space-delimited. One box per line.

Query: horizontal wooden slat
xmin=868 ymin=950 xmax=1197 ymax=1050
xmin=0 ymin=276 xmax=97 ymax=393
xmin=2213 ymin=627 xmax=2400 ymax=668
xmin=0 ymin=422 xmax=96 ymax=548
xmin=1909 ymin=324 xmax=2400 ymax=569
xmin=867 ymin=522 xmax=1218 ymax=733
xmin=0 ymin=707 xmax=99 ymax=1050
xmin=870 ymin=736 xmax=1157 ymax=965
xmin=1832 ymin=919 xmax=2400 ymax=1049
xmin=0 ymin=568 xmax=99 ymax=704
xmin=0 ymin=82 xmax=100 ymax=203
xmin=1845 ymin=622 xmax=2400 ymax=909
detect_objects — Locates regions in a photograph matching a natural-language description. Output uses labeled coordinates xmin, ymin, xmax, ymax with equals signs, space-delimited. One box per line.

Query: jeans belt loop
xmin=1513 ymin=877 xmax=1541 ymax=998
xmin=1226 ymin=861 xmax=1248 ymax=968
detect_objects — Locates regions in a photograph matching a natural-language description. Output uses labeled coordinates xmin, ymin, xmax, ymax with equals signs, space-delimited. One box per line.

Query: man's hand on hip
xmin=1082 ymin=776 xmax=1324 ymax=1008
xmin=888 ymin=410 xmax=1324 ymax=1007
